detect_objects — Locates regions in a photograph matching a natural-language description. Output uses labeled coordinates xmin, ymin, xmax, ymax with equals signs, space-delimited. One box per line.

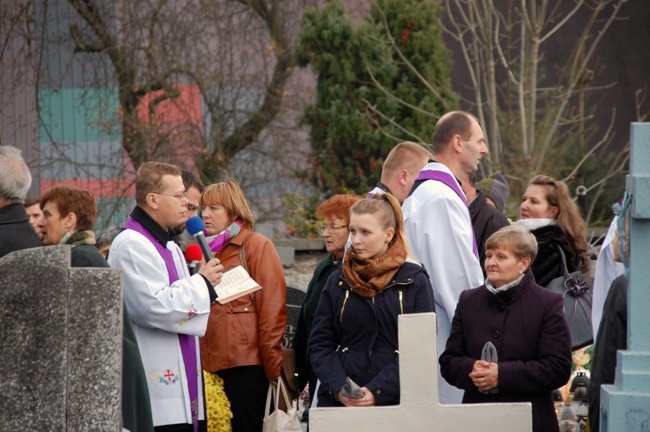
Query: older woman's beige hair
xmin=201 ymin=178 xmax=255 ymax=229
xmin=485 ymin=225 xmax=538 ymax=262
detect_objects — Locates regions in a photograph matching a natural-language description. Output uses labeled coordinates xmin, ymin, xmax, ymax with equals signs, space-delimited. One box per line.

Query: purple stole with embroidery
xmin=415 ymin=169 xmax=479 ymax=258
xmin=124 ymin=218 xmax=199 ymax=431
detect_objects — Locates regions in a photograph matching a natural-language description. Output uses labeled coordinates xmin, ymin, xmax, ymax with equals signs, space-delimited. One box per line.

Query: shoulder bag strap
xmin=238 ymin=231 xmax=255 ymax=272
xmin=239 ymin=231 xmax=256 ymax=304
xmin=555 ymin=244 xmax=571 ymax=276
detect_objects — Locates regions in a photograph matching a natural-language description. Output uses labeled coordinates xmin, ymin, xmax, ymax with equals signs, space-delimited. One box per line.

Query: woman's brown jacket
xmin=200 ymin=226 xmax=287 ymax=380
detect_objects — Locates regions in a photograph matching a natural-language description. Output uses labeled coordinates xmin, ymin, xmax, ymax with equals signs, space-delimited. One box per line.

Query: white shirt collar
xmin=485 ymin=273 xmax=525 ymax=294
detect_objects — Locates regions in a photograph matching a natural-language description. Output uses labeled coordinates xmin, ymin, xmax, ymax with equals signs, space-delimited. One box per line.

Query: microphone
xmin=186 ymin=216 xmax=214 ymax=263
xmin=185 ymin=244 xmax=202 ymax=276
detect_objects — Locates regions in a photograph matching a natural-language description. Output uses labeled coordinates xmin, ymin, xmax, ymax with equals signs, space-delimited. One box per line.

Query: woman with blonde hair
xmin=199 ymin=178 xmax=287 ymax=432
xmin=308 ymin=193 xmax=434 ymax=407
xmin=518 ymin=175 xmax=590 ymax=287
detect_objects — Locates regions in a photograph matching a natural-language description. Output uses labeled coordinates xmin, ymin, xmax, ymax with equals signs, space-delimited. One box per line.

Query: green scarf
xmin=62 ymin=229 xmax=96 ymax=248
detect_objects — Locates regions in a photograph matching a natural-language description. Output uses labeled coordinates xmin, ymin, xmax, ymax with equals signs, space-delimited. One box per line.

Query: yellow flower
xmin=203 ymin=371 xmax=233 ymax=432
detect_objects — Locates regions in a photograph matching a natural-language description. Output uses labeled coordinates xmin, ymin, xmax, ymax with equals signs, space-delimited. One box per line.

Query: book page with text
xmin=216 ymin=265 xmax=261 ymax=304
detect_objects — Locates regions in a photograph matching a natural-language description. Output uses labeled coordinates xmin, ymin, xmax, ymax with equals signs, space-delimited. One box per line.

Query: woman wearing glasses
xmin=199 ymin=179 xmax=287 ymax=432
xmin=308 ymin=194 xmax=435 ymax=407
xmin=293 ymin=193 xmax=361 ymax=404
xmin=517 ymin=175 xmax=590 ymax=287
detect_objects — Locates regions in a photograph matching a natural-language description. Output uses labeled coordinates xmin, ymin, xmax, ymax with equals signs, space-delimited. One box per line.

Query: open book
xmin=215 ymin=265 xmax=262 ymax=305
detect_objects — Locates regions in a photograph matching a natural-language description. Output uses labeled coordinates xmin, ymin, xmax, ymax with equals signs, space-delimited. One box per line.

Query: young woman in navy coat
xmin=309 ymin=193 xmax=435 ymax=407
xmin=440 ymin=225 xmax=572 ymax=432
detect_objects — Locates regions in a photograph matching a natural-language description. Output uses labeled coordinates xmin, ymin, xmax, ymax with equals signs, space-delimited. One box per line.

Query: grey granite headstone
xmin=255 ymin=223 xmax=274 ymax=239
xmin=283 ymin=285 xmax=306 ymax=348
xmin=276 ymin=246 xmax=296 ymax=267
xmin=0 ymin=246 xmax=122 ymax=431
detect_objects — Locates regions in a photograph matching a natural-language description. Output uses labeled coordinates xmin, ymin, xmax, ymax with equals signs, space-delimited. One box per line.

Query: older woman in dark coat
xmin=440 ymin=225 xmax=572 ymax=432
xmin=39 ymin=185 xmax=153 ymax=432
xmin=292 ymin=194 xmax=361 ymax=402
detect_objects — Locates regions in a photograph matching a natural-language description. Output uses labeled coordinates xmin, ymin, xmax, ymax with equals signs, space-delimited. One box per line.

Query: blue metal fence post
xmin=601 ymin=122 xmax=650 ymax=431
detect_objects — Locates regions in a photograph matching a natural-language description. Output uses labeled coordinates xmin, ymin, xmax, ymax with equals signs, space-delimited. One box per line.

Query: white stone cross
xmin=309 ymin=313 xmax=532 ymax=431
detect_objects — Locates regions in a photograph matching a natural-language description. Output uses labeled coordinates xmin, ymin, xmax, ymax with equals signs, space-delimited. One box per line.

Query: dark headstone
xmin=0 ymin=246 xmax=122 ymax=431
xmin=283 ymin=285 xmax=306 ymax=348
xmin=67 ymin=267 xmax=122 ymax=430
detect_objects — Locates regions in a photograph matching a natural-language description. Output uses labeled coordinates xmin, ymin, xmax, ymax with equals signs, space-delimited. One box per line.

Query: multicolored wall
xmin=31 ymin=0 xmax=204 ymax=231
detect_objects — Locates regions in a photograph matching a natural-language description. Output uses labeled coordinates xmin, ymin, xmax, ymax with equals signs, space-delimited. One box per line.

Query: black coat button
xmin=498 ymin=304 xmax=505 ymax=312
xmin=492 ymin=330 xmax=500 ymax=339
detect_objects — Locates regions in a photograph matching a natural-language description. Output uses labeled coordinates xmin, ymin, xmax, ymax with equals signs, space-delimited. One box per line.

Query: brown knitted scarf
xmin=342 ymin=238 xmax=407 ymax=298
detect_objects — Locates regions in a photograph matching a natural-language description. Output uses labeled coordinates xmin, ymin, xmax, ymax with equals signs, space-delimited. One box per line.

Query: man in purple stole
xmin=402 ymin=111 xmax=487 ymax=405
xmin=108 ymin=162 xmax=224 ymax=432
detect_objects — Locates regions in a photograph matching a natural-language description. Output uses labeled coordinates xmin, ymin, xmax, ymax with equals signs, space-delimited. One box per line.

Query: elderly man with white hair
xmin=0 ymin=146 xmax=42 ymax=258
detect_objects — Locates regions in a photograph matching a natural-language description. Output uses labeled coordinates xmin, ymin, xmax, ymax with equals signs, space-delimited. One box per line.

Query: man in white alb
xmin=402 ymin=111 xmax=487 ymax=404
xmin=109 ymin=161 xmax=224 ymax=431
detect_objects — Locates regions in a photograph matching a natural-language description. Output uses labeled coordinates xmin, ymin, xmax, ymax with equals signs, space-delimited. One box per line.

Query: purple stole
xmin=367 ymin=184 xmax=387 ymax=198
xmin=124 ymin=218 xmax=199 ymax=431
xmin=415 ymin=169 xmax=479 ymax=258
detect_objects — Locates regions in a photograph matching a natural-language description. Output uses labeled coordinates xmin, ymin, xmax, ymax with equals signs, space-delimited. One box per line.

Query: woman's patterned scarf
xmin=207 ymin=219 xmax=244 ymax=254
xmin=342 ymin=238 xmax=407 ymax=298
xmin=61 ymin=229 xmax=96 ymax=247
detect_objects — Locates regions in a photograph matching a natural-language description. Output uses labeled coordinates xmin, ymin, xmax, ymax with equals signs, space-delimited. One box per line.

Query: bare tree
xmin=0 ymin=0 xmax=40 ymax=176
xmin=2 ymin=0 xmax=318 ymax=229
xmin=365 ymin=0 xmax=640 ymax=222
xmin=67 ymin=0 xmax=310 ymax=180
xmin=443 ymin=0 xmax=633 ymax=221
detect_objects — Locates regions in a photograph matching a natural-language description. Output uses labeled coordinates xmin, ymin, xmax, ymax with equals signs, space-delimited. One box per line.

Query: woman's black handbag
xmin=544 ymin=245 xmax=593 ymax=350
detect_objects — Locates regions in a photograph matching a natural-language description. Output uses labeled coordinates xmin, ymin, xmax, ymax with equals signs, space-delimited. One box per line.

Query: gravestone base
xmin=601 ymin=383 xmax=650 ymax=431
xmin=309 ymin=313 xmax=532 ymax=432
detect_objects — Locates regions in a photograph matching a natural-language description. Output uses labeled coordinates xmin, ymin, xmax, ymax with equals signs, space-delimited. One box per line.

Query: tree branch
xmin=361 ymin=98 xmax=428 ymax=143
xmin=209 ymin=0 xmax=294 ymax=167
xmin=365 ymin=65 xmax=441 ymax=120
xmin=70 ymin=23 xmax=103 ymax=52
xmin=374 ymin=2 xmax=451 ymax=111
xmin=560 ymin=109 xmax=617 ymax=182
